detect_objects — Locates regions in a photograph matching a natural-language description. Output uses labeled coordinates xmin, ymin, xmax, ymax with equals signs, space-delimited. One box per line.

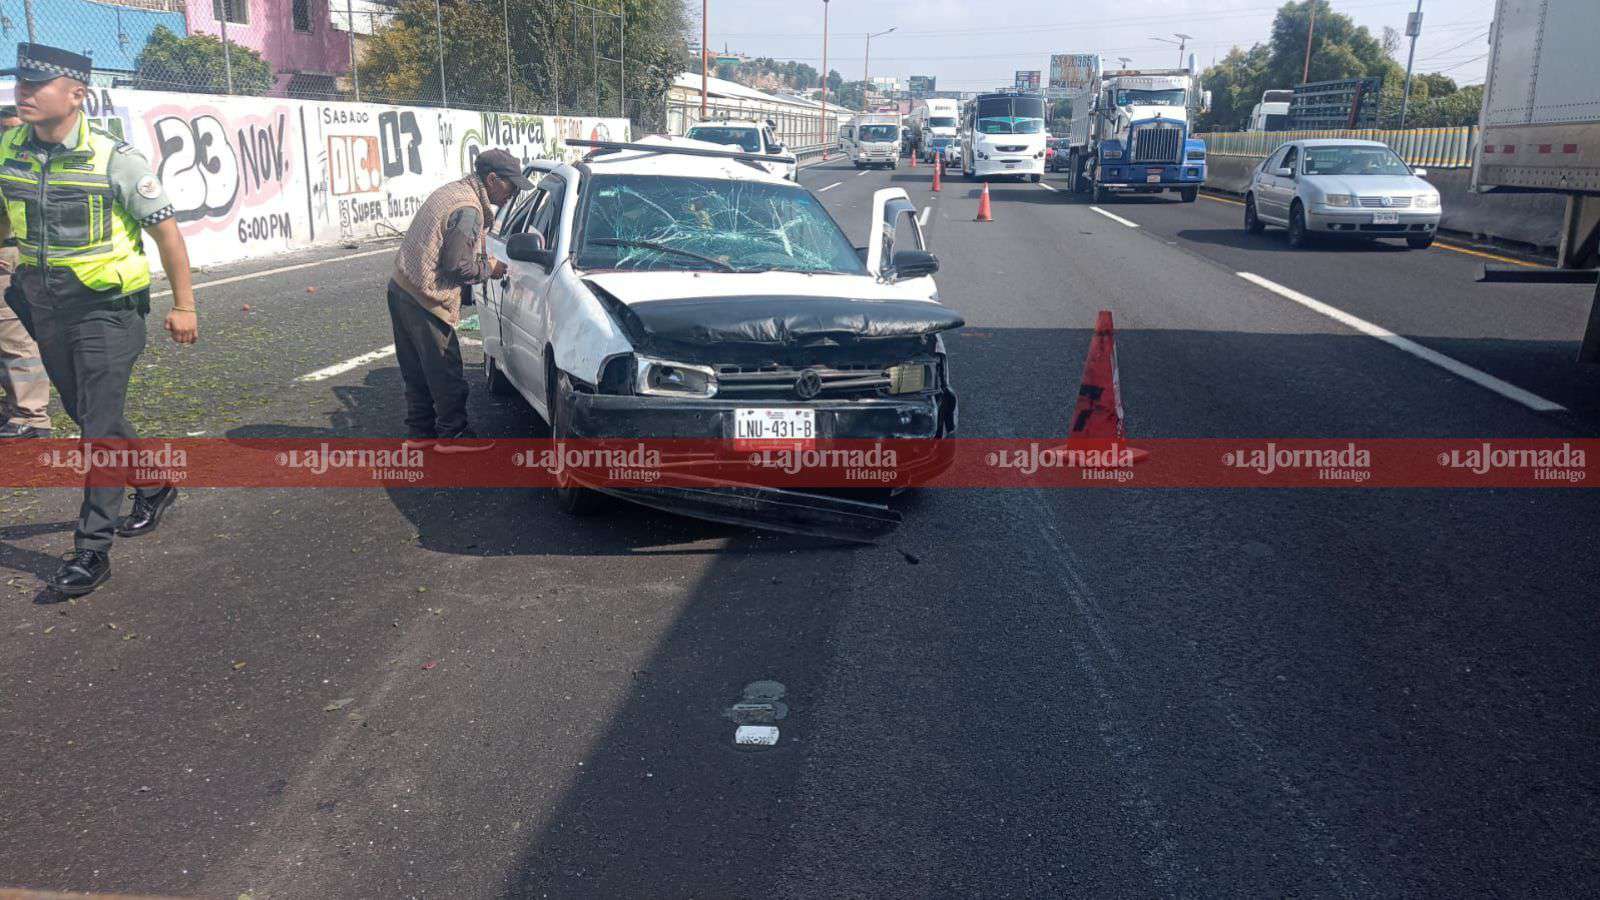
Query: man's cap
xmin=1 ymin=43 xmax=92 ymax=84
xmin=474 ymin=149 xmax=535 ymax=191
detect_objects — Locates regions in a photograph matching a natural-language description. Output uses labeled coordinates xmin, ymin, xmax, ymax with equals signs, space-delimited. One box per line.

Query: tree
xmin=133 ymin=25 xmax=274 ymax=96
xmin=358 ymin=0 xmax=689 ymax=129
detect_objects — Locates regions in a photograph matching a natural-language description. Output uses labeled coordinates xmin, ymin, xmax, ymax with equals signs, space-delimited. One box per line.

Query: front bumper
xmin=564 ymin=391 xmax=956 ymax=542
xmin=1098 ymin=162 xmax=1206 ymax=187
xmin=1306 ymin=207 xmax=1440 ymax=234
xmin=973 ymin=157 xmax=1043 ymax=177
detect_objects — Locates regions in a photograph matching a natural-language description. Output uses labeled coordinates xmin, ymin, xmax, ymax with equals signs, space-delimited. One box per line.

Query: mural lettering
xmin=154 ymin=114 xmax=239 ymax=223
xmin=379 ymin=110 xmax=423 ymax=178
xmin=238 ymin=115 xmax=289 ymax=197
xmin=238 ymin=212 xmax=292 ymax=243
xmin=328 ymin=135 xmax=383 ymax=195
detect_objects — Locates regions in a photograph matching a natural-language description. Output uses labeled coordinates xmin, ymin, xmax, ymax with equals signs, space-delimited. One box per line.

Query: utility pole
xmin=347 ymin=0 xmax=360 ymax=102
xmin=619 ymin=0 xmax=626 ymax=118
xmin=22 ymin=0 xmax=34 ymax=44
xmin=435 ymin=0 xmax=448 ymax=106
xmin=700 ymin=0 xmax=708 ymax=118
xmin=1302 ymin=0 xmax=1318 ymax=83
xmin=1400 ymin=0 xmax=1424 ymax=128
xmin=504 ymin=0 xmax=514 ymax=111
xmin=864 ymin=26 xmax=895 ymax=103
xmin=819 ymin=0 xmax=829 ymax=146
xmin=220 ymin=4 xmax=234 ymax=94
xmin=1174 ymin=33 xmax=1191 ymax=68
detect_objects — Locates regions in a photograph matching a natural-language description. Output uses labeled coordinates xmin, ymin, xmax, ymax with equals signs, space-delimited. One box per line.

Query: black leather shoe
xmin=48 ymin=550 xmax=111 ymax=597
xmin=116 ymin=485 xmax=178 ymax=537
xmin=0 ymin=422 xmax=52 ymax=439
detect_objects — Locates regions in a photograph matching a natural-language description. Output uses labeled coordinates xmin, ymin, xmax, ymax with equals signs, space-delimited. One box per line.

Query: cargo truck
xmin=1063 ymin=67 xmax=1207 ymax=202
xmin=910 ymin=98 xmax=961 ymax=163
xmin=1471 ymin=0 xmax=1600 ymax=361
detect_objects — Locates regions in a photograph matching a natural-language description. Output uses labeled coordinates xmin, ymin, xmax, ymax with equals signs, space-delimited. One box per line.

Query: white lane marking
xmin=918 ymin=206 xmax=931 ymax=227
xmin=151 ymin=247 xmax=394 ymax=299
xmin=1236 ymin=272 xmax=1565 ymax=413
xmin=817 ymin=181 xmax=843 ymax=193
xmin=296 ymin=345 xmax=396 ymax=383
xmin=856 ymin=170 xmax=869 ymax=177
xmin=1089 ymin=206 xmax=1139 ymax=228
xmin=1037 ymin=181 xmax=1059 ymax=192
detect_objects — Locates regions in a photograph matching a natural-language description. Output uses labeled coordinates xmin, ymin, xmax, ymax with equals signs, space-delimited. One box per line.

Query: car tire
xmin=549 ymin=370 xmax=609 ymax=516
xmin=1179 ymin=187 xmax=1197 ymax=203
xmin=1406 ymin=234 xmax=1435 ymax=250
xmin=1029 ymin=173 xmax=1042 ymax=183
xmin=1092 ymin=179 xmax=1103 ymax=203
xmin=1244 ymin=194 xmax=1265 ymax=233
xmin=485 ymin=352 xmax=516 ymax=396
xmin=1286 ymin=202 xmax=1309 ymax=248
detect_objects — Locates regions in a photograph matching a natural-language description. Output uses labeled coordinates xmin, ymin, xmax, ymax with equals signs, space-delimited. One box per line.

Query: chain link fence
xmin=6 ymin=0 xmax=664 ymax=127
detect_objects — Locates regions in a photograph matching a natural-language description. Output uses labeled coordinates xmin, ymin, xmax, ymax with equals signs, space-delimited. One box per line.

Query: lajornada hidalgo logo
xmin=747 ymin=444 xmax=901 ymax=483
xmin=1223 ymin=442 xmax=1371 ymax=482
xmin=275 ymin=444 xmax=426 ymax=483
xmin=1437 ymin=442 xmax=1586 ymax=482
xmin=985 ymin=442 xmax=1135 ymax=480
xmin=514 ymin=443 xmax=663 ymax=484
xmin=38 ymin=443 xmax=188 ymax=483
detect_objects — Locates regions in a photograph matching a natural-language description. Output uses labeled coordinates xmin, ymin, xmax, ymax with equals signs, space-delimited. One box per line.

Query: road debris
xmin=324 ymin=698 xmax=355 ymax=712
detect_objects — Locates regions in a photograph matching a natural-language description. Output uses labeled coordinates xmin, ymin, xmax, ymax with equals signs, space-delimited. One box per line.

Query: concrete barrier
xmin=1202 ymin=153 xmax=1564 ymax=251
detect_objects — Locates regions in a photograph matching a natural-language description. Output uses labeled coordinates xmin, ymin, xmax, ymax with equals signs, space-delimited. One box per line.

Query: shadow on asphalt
xmin=1175 ymin=227 xmax=1419 ymax=255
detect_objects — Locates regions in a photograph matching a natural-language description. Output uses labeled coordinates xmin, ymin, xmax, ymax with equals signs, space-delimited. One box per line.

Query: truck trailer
xmin=1471 ymin=0 xmax=1600 ymax=361
xmin=1063 ymin=67 xmax=1207 ymax=202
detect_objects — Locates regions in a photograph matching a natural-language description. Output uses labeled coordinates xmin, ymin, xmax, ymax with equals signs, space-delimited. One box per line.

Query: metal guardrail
xmin=1197 ymin=126 xmax=1478 ymax=169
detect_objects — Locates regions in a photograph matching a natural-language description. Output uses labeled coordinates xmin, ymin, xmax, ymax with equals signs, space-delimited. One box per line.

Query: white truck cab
xmin=683 ymin=119 xmax=798 ymax=180
xmin=841 ymin=113 xmax=903 ymax=169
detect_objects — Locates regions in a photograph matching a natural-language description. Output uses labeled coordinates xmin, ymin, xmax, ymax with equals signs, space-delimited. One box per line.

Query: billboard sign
xmin=1049 ymin=54 xmax=1099 ymax=94
xmin=908 ymin=75 xmax=936 ymax=96
xmin=1014 ymin=69 xmax=1041 ymax=92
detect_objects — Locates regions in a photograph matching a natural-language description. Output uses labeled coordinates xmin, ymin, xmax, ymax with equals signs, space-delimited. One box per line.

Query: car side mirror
xmin=1273 ymin=167 xmax=1293 ymax=178
xmin=770 ymin=143 xmax=785 ymax=154
xmin=506 ymin=232 xmax=554 ymax=269
xmin=889 ymin=249 xmax=939 ymax=282
xmin=1412 ymin=167 xmax=1428 ymax=177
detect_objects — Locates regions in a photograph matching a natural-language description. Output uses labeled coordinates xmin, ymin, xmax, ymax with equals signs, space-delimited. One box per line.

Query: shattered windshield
xmin=577 ymin=174 xmax=866 ymax=275
xmin=685 ymin=126 xmax=762 ymax=153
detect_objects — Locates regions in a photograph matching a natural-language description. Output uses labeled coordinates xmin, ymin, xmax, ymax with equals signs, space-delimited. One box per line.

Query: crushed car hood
xmin=585 ymin=272 xmax=964 ymax=352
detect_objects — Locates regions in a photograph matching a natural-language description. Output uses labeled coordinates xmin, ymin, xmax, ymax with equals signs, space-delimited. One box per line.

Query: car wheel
xmin=1092 ymin=179 xmax=1103 ymax=203
xmin=1406 ymin=234 xmax=1435 ymax=250
xmin=1029 ymin=173 xmax=1042 ymax=183
xmin=1244 ymin=194 xmax=1264 ymax=233
xmin=1179 ymin=187 xmax=1197 ymax=203
xmin=1286 ymin=201 xmax=1309 ymax=248
xmin=549 ymin=370 xmax=609 ymax=516
xmin=485 ymin=351 xmax=516 ymax=396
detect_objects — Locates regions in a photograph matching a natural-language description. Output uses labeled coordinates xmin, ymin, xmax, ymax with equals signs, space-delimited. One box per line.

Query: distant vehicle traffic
xmin=684 ymin=119 xmax=798 ymax=180
xmin=841 ymin=113 xmax=904 ymax=169
xmin=1244 ymin=139 xmax=1440 ymax=249
xmin=1046 ymin=137 xmax=1071 ymax=172
xmin=1248 ymin=89 xmax=1293 ymax=132
xmin=909 ymin=98 xmax=961 ymax=162
xmin=1063 ymin=67 xmax=1207 ymax=202
xmin=960 ymin=91 xmax=1047 ymax=182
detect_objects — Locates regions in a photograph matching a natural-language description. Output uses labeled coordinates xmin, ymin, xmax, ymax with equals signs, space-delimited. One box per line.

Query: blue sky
xmin=698 ymin=0 xmax=1495 ymax=90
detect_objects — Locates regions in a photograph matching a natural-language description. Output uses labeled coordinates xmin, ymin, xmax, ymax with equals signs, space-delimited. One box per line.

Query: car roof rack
xmin=566 ymin=138 xmax=793 ymax=167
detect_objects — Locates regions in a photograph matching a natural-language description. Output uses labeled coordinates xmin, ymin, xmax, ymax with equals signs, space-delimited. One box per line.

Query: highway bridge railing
xmin=1197 ymin=126 xmax=1478 ymax=169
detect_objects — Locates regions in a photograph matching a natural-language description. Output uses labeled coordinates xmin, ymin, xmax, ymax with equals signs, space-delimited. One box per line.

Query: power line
xmin=1414 ymin=29 xmax=1490 ymax=63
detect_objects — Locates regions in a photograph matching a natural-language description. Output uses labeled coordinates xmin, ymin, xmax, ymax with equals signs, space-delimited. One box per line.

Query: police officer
xmin=0 ymin=44 xmax=199 ymax=597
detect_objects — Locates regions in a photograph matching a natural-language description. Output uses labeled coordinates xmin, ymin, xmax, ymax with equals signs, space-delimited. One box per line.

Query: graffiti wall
xmin=0 ymin=85 xmax=628 ymax=272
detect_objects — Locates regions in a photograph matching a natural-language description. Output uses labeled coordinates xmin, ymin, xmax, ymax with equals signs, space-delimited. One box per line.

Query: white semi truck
xmin=1471 ymin=0 xmax=1600 ymax=361
xmin=1063 ymin=67 xmax=1207 ymax=202
xmin=909 ymin=98 xmax=961 ymax=163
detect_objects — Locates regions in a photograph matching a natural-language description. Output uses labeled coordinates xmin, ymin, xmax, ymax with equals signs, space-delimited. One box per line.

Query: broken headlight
xmin=636 ymin=356 xmax=718 ymax=398
xmin=886 ymin=362 xmax=934 ymax=395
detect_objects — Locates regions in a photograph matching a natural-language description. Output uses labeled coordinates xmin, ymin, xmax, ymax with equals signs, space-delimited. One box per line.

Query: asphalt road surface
xmin=3 ymin=156 xmax=1598 ymax=898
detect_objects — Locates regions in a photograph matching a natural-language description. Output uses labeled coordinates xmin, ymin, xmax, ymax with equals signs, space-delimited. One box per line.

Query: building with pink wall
xmin=185 ymin=0 xmax=352 ymax=98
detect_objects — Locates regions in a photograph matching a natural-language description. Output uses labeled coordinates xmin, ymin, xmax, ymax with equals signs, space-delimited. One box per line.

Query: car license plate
xmin=1004 ymin=161 xmax=1020 ymax=168
xmin=735 ymin=408 xmax=816 ymax=446
xmin=1146 ymin=174 xmax=1162 ymax=183
xmin=1372 ymin=210 xmax=1400 ymax=224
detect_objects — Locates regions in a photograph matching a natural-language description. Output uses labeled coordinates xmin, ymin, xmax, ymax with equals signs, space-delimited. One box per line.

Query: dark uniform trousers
xmin=15 ymin=292 xmax=163 ymax=552
xmin=387 ymin=281 xmax=469 ymax=439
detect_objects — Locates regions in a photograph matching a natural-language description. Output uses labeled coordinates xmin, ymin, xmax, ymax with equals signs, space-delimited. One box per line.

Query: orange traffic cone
xmin=932 ymin=159 xmax=942 ymax=192
xmin=975 ymin=182 xmax=993 ymax=222
xmin=910 ymin=150 xmax=917 ymax=168
xmin=1062 ymin=310 xmax=1147 ymax=463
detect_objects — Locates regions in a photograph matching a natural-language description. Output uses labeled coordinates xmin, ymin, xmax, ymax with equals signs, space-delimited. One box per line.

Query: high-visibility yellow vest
xmin=0 ymin=115 xmax=150 ymax=298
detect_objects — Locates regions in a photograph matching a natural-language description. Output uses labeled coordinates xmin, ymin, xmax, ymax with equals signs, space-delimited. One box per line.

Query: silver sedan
xmin=1244 ymin=139 xmax=1442 ymax=249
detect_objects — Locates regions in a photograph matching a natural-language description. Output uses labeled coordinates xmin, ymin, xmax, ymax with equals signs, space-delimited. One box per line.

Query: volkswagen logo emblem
xmin=1380 ymin=195 xmax=1393 ymax=207
xmin=793 ymin=369 xmax=823 ymax=400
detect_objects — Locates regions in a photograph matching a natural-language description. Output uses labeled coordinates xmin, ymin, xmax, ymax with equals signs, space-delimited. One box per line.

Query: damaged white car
xmin=479 ymin=135 xmax=963 ymax=541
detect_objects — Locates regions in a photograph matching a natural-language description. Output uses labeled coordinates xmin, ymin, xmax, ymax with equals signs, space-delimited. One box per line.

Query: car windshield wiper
xmin=590 ymin=239 xmax=735 ymax=272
